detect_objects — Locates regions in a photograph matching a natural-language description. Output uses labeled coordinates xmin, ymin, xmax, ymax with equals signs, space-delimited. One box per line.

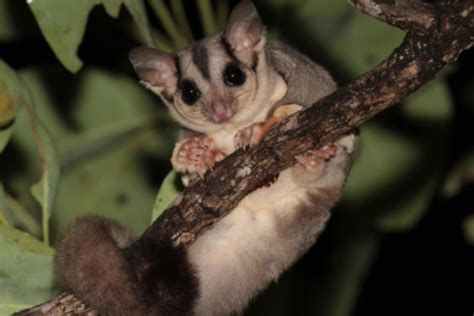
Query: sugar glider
xmin=54 ymin=1 xmax=358 ymax=315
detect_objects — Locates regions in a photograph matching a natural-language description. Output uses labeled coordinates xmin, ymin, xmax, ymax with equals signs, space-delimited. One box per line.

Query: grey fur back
xmin=266 ymin=40 xmax=337 ymax=107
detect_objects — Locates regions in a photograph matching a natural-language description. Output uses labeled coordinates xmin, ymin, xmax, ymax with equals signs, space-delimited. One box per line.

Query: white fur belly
xmin=188 ymin=168 xmax=330 ymax=316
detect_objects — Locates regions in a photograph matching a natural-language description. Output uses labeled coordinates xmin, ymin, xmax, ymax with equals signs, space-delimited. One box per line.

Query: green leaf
xmin=170 ymin=0 xmax=194 ymax=42
xmin=0 ymin=184 xmax=11 ymax=225
xmin=0 ymin=62 xmax=61 ymax=244
xmin=0 ymin=213 xmax=8 ymax=226
xmin=29 ymin=119 xmax=60 ymax=245
xmin=343 ymin=76 xmax=453 ymax=233
xmin=4 ymin=69 xmax=62 ymax=245
xmin=197 ymin=0 xmax=218 ymax=36
xmin=102 ymin=0 xmax=122 ymax=17
xmin=0 ymin=182 xmax=11 ymax=225
xmin=343 ymin=123 xmax=422 ymax=209
xmin=0 ymin=223 xmax=55 ymax=315
xmin=402 ymin=74 xmax=454 ymax=122
xmin=58 ymin=115 xmax=154 ymax=169
xmin=28 ymin=0 xmax=153 ymax=73
xmin=377 ymin=80 xmax=453 ymax=231
xmin=297 ymin=0 xmax=348 ymax=17
xmin=215 ymin=0 xmax=229 ymax=30
xmin=0 ymin=122 xmax=14 ymax=154
xmin=0 ymin=185 xmax=41 ymax=237
xmin=28 ymin=0 xmax=97 ymax=73
xmin=327 ymin=12 xmax=404 ymax=76
xmin=0 ymin=0 xmax=23 ymax=41
xmin=15 ymin=66 xmax=175 ymax=240
xmin=102 ymin=0 xmax=154 ymax=46
xmin=124 ymin=0 xmax=154 ymax=47
xmin=0 ymin=60 xmax=26 ymax=152
xmin=152 ymin=170 xmax=181 ymax=222
xmin=267 ymin=0 xmax=403 ymax=76
xmin=0 ymin=120 xmax=14 ymax=154
xmin=463 ymin=214 xmax=474 ymax=245
xmin=148 ymin=0 xmax=189 ymax=49
xmin=442 ymin=150 xmax=474 ymax=198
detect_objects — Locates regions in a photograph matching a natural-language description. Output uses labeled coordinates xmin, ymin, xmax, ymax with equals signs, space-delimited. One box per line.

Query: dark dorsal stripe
xmin=220 ymin=36 xmax=240 ymax=63
xmin=251 ymin=53 xmax=259 ymax=72
xmin=192 ymin=43 xmax=211 ymax=80
xmin=221 ymin=36 xmax=259 ymax=73
xmin=173 ymin=54 xmax=182 ymax=84
xmin=172 ymin=53 xmax=183 ymax=100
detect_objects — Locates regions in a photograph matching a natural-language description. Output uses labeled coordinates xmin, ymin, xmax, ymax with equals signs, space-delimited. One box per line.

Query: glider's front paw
xmin=172 ymin=136 xmax=226 ymax=177
xmin=234 ymin=122 xmax=267 ymax=149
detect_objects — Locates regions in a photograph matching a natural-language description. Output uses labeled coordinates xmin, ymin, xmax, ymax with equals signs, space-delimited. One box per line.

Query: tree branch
xmin=352 ymin=0 xmax=437 ymax=32
xmin=15 ymin=0 xmax=474 ymax=315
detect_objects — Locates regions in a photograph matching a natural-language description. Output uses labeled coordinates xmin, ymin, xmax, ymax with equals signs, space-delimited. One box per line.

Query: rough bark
xmin=15 ymin=0 xmax=474 ymax=315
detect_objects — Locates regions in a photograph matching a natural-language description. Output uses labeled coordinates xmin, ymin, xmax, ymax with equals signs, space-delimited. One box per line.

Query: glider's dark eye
xmin=223 ymin=63 xmax=246 ymax=87
xmin=180 ymin=80 xmax=201 ymax=105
